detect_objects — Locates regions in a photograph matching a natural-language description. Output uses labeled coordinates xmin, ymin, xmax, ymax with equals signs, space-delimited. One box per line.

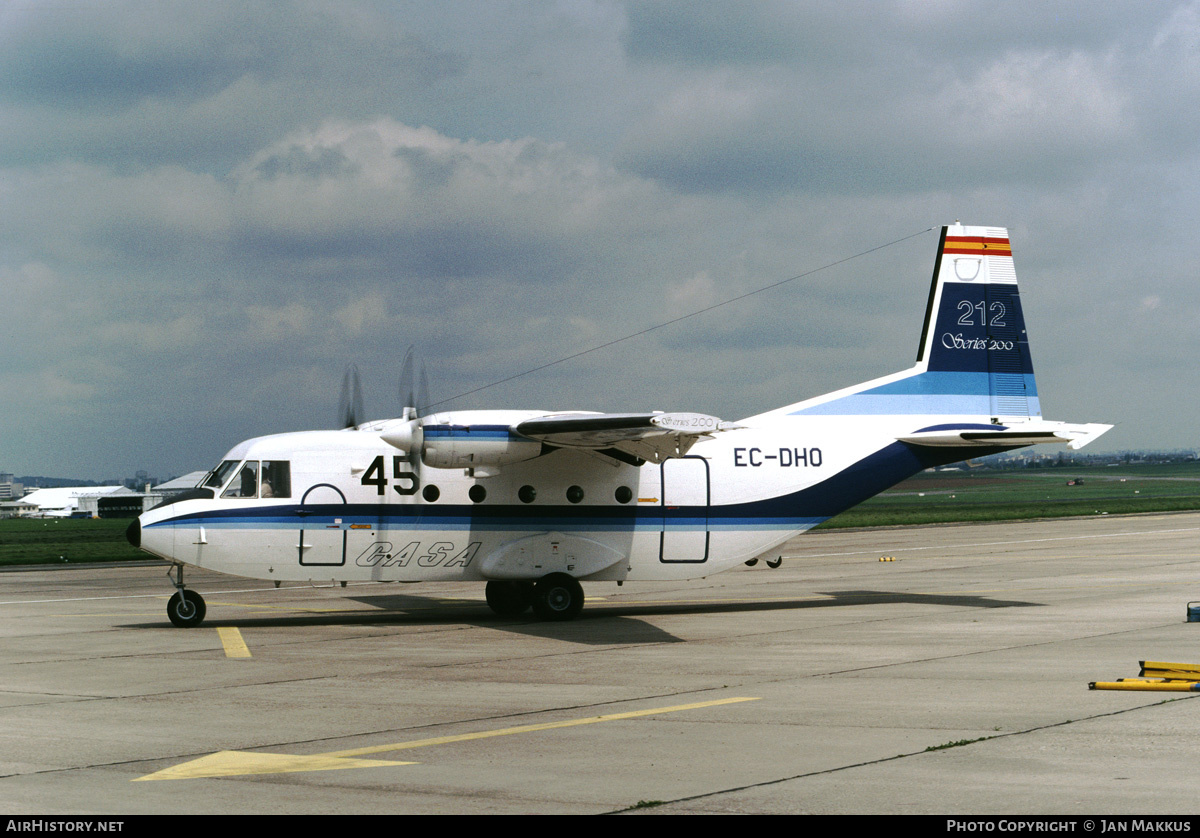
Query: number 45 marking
xmin=361 ymin=455 xmax=419 ymax=496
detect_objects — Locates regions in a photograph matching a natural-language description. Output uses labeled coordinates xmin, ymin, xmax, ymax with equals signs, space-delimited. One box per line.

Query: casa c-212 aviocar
xmin=127 ymin=223 xmax=1111 ymax=627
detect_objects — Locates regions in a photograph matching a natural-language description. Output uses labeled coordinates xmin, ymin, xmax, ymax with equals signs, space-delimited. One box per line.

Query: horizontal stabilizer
xmin=898 ymin=421 xmax=1112 ymax=450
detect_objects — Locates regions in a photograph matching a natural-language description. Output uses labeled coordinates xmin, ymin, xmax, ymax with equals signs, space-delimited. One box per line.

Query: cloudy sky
xmin=3 ymin=0 xmax=1198 ymax=482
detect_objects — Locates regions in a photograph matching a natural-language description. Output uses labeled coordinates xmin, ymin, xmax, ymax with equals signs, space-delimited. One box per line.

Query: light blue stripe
xmin=790 ymin=372 xmax=1040 ymax=416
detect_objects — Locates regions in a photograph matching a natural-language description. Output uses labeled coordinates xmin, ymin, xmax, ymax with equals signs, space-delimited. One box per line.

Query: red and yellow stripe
xmin=943 ymin=236 xmax=1011 ymax=256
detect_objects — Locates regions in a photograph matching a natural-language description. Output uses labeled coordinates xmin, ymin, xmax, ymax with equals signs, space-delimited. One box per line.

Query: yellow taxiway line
xmin=217 ymin=627 xmax=251 ymax=658
xmin=134 ymin=696 xmax=760 ymax=781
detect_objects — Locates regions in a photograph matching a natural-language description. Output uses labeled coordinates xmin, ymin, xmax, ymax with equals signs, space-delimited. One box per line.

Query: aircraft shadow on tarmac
xmin=127 ymin=588 xmax=1041 ymax=645
xmin=341 ymin=587 xmax=1040 ymax=621
xmin=813 ymin=589 xmax=1041 ymax=610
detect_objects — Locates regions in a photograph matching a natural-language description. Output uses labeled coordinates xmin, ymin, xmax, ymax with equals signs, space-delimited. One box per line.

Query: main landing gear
xmin=745 ymin=556 xmax=784 ymax=568
xmin=161 ymin=567 xmax=586 ymax=627
xmin=485 ymin=573 xmax=585 ymax=622
xmin=166 ymin=564 xmax=206 ymax=628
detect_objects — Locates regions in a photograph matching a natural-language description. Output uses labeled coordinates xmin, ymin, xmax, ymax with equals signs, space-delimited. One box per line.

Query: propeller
xmin=398 ymin=346 xmax=430 ymax=420
xmin=383 ymin=347 xmax=430 ymax=473
xmin=340 ymin=352 xmax=431 ymax=479
xmin=338 ymin=364 xmax=365 ymax=429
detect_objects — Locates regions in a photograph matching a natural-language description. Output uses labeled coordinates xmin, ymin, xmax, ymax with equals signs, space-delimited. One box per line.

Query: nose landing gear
xmin=166 ymin=564 xmax=207 ymax=628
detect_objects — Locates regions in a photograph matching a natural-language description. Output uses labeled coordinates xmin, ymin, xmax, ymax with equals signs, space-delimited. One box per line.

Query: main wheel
xmin=167 ymin=589 xmax=207 ymax=628
xmin=531 ymin=573 xmax=584 ymax=621
xmin=485 ymin=581 xmax=534 ymax=617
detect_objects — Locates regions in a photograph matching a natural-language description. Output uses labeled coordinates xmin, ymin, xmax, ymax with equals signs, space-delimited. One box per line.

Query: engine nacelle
xmin=422 ymin=427 xmax=543 ymax=468
xmin=413 ymin=410 xmax=550 ymax=470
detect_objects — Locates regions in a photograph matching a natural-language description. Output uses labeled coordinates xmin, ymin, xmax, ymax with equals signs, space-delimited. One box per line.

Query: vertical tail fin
xmin=765 ymin=222 xmax=1109 ymax=449
xmin=779 ymin=223 xmax=1041 ymax=419
xmin=915 ymin=224 xmax=1039 ymax=418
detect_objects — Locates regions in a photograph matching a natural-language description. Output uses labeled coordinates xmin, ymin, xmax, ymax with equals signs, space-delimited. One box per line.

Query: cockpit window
xmin=222 ymin=461 xmax=260 ymax=499
xmin=203 ymin=459 xmax=290 ymax=499
xmin=260 ymin=461 xmax=291 ymax=498
xmin=202 ymin=460 xmax=241 ymax=490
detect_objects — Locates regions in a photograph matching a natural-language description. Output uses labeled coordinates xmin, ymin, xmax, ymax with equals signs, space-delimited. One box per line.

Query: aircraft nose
xmin=125 ymin=518 xmax=141 ymax=549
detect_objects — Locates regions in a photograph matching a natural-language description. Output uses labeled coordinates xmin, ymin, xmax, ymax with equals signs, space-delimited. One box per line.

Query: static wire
xmin=426 ymin=225 xmax=938 ymax=411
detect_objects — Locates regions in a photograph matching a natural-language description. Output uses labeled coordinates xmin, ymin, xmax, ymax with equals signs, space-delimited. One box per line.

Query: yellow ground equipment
xmin=1090 ymin=661 xmax=1200 ymax=692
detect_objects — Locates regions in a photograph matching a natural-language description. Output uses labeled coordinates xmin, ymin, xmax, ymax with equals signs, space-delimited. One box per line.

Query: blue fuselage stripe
xmin=148 ymin=442 xmax=1001 ymax=533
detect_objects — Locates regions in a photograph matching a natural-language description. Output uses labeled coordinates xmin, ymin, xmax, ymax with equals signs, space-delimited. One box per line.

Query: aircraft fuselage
xmin=136 ymin=413 xmax=972 ymax=586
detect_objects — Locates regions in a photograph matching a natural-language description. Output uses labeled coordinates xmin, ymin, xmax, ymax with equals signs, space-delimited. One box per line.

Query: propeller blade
xmin=338 ymin=364 xmax=364 ymax=429
xmin=399 ymin=347 xmax=416 ymax=419
xmin=417 ymin=359 xmax=430 ymax=418
xmin=393 ymin=347 xmax=424 ymax=473
xmin=399 ymin=346 xmax=432 ymax=418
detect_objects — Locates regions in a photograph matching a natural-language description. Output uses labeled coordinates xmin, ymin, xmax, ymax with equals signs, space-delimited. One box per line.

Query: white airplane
xmin=128 ymin=223 xmax=1111 ymax=627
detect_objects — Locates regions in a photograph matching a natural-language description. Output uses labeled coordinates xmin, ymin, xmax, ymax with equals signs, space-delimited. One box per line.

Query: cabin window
xmin=566 ymin=485 xmax=584 ymax=504
xmin=469 ymin=485 xmax=486 ymax=503
xmin=615 ymin=486 xmax=632 ymax=504
xmin=222 ymin=461 xmax=260 ymax=499
xmin=261 ymin=461 xmax=291 ymax=498
xmin=203 ymin=460 xmax=240 ymax=490
xmin=423 ymin=484 xmax=440 ymax=502
xmin=518 ymin=485 xmax=536 ymax=504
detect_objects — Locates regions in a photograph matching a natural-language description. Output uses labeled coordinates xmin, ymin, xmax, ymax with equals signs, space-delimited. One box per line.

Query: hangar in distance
xmin=127 ymin=223 xmax=1111 ymax=627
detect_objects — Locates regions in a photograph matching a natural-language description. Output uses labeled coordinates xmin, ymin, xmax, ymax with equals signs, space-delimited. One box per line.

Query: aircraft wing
xmin=898 ymin=421 xmax=1113 ymax=451
xmin=515 ymin=412 xmax=741 ymax=463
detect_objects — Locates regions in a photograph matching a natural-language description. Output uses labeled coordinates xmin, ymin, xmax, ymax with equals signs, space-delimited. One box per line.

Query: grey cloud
xmin=392 ymin=146 xmax=465 ymax=189
xmin=0 ymin=4 xmax=254 ymax=108
xmin=255 ymin=146 xmax=359 ymax=180
xmin=617 ymin=51 xmax=1137 ymax=196
xmin=622 ymin=1 xmax=811 ymax=66
xmin=621 ymin=2 xmax=1168 ymax=71
xmin=614 ymin=2 xmax=1185 ymax=197
xmin=223 ymin=120 xmax=669 ymax=283
xmin=0 ymin=1 xmax=464 ymax=170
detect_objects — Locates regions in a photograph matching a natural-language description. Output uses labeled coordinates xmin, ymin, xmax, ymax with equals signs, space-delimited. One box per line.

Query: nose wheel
xmin=167 ymin=589 xmax=207 ymax=628
xmin=166 ymin=564 xmax=207 ymax=628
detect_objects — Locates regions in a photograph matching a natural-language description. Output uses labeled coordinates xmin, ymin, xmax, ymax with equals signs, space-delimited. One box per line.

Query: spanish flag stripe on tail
xmin=943 ymin=236 xmax=1012 ymax=256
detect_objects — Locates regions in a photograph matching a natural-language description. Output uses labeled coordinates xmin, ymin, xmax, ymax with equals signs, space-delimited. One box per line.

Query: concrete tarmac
xmin=3 ymin=512 xmax=1200 ymax=815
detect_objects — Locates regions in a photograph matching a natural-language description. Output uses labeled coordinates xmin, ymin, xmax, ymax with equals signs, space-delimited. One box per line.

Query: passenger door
xmin=660 ymin=457 xmax=709 ymax=563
